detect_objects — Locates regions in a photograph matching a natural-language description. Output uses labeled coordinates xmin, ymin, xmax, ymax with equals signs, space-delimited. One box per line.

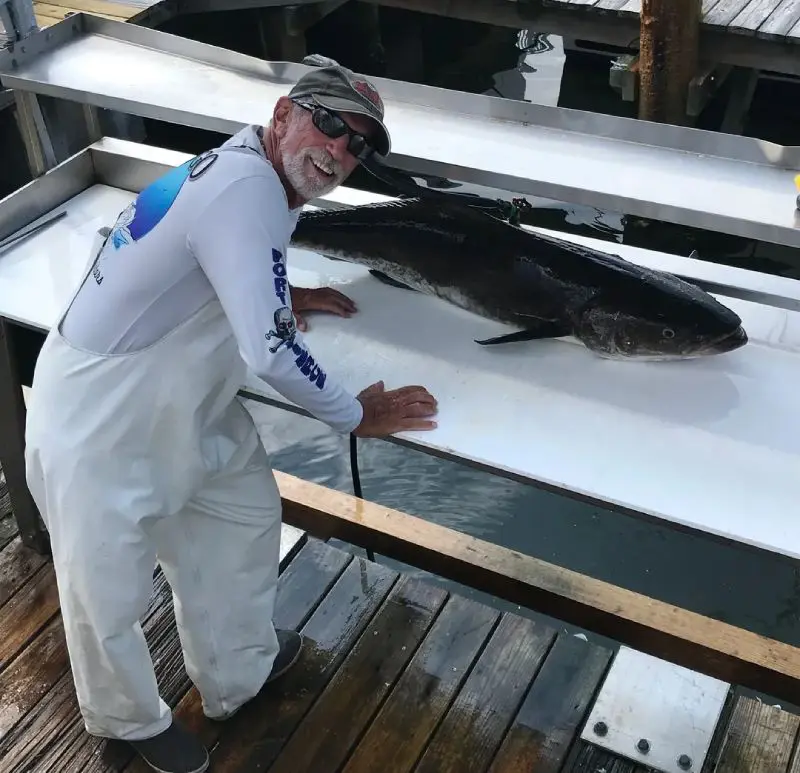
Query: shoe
xmin=207 ymin=629 xmax=304 ymax=721
xmin=128 ymin=719 xmax=209 ymax=773
xmin=266 ymin=629 xmax=304 ymax=683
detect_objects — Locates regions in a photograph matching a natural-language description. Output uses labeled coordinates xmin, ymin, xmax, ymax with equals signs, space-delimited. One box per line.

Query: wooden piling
xmin=638 ymin=0 xmax=701 ymax=125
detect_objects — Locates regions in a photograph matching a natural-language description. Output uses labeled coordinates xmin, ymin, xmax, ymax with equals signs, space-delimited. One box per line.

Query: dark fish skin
xmin=291 ymin=198 xmax=748 ymax=360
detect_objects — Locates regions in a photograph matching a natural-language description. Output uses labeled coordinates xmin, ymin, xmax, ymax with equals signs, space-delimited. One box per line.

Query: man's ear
xmin=272 ymin=97 xmax=293 ymax=139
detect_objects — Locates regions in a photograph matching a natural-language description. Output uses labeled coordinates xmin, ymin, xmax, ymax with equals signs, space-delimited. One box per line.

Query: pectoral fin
xmin=369 ymin=269 xmax=415 ymax=291
xmin=475 ymin=320 xmax=570 ymax=345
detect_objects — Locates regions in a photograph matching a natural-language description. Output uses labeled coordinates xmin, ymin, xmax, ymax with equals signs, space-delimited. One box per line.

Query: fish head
xmin=575 ymin=274 xmax=748 ymax=360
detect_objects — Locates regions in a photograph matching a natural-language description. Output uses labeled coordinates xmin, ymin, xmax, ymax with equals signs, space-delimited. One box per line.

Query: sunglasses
xmin=293 ymin=99 xmax=375 ymax=161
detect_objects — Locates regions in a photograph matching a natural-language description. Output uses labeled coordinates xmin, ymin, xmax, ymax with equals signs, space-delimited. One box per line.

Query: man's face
xmin=276 ymin=98 xmax=376 ymax=202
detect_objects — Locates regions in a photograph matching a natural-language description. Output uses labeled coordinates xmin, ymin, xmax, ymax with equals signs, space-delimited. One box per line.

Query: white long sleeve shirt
xmin=60 ymin=125 xmax=363 ymax=434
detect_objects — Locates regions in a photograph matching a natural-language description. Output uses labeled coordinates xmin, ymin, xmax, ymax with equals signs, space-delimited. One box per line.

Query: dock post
xmin=638 ymin=0 xmax=701 ymax=125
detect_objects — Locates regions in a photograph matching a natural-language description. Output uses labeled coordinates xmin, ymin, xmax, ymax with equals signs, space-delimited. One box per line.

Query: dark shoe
xmin=266 ymin=629 xmax=303 ymax=683
xmin=128 ymin=719 xmax=209 ymax=773
xmin=207 ymin=629 xmax=304 ymax=721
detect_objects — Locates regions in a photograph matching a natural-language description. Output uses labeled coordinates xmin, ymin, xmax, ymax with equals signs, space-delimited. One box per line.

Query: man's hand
xmin=291 ymin=286 xmax=357 ymax=331
xmin=353 ymin=381 xmax=438 ymax=437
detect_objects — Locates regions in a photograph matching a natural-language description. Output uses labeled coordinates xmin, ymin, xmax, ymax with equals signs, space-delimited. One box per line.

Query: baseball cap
xmin=288 ymin=56 xmax=391 ymax=157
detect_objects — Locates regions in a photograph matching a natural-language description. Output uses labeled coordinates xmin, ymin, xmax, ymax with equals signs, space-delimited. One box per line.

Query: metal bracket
xmin=582 ymin=646 xmax=731 ymax=773
xmin=13 ymin=89 xmax=56 ymax=176
xmin=0 ymin=0 xmax=37 ymax=45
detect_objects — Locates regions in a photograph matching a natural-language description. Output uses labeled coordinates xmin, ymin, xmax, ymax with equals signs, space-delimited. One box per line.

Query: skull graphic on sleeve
xmin=266 ymin=306 xmax=297 ymax=353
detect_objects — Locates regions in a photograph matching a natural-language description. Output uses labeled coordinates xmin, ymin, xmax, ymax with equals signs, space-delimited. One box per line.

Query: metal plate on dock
xmin=582 ymin=646 xmax=730 ymax=773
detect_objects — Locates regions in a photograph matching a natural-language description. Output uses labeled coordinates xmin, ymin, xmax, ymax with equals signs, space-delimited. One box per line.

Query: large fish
xmin=291 ymin=198 xmax=748 ymax=360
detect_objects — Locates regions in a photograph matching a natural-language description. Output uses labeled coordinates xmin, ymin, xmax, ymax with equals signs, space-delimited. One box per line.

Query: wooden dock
xmin=3 ymin=485 xmax=800 ymax=773
xmin=29 ymin=0 xmax=169 ymax=30
xmin=543 ymin=0 xmax=800 ymax=42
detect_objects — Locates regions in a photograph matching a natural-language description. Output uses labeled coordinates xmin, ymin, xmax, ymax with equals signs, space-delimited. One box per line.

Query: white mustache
xmin=306 ymin=148 xmax=343 ymax=179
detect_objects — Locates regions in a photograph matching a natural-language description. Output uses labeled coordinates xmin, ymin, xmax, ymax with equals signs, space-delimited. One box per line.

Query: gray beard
xmin=282 ymin=147 xmax=345 ymax=200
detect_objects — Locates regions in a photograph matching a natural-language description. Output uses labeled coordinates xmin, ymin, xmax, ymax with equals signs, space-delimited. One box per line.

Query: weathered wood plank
xmin=729 ymin=0 xmax=787 ymax=33
xmin=0 ymin=512 xmax=17 ymax=552
xmin=0 ymin=615 xmax=68 ymax=742
xmin=563 ymin=0 xmax=732 ymax=18
xmin=487 ymin=635 xmax=613 ymax=773
xmin=0 ymin=535 xmax=47 ymax=608
xmin=566 ymin=744 xmax=647 ymax=772
xmin=705 ymin=0 xmax=757 ymax=26
xmin=0 ymin=563 xmax=59 ymax=668
xmin=341 ymin=595 xmax=500 ymax=773
xmin=267 ymin=575 xmax=449 ymax=773
xmin=0 ymin=568 xmax=170 ymax=771
xmin=276 ymin=471 xmax=800 ymax=706
xmin=203 ymin=552 xmax=398 ymax=773
xmin=21 ymin=570 xmax=180 ymax=773
xmin=713 ymin=695 xmax=800 ymax=772
xmin=759 ymin=0 xmax=800 ymax=37
xmin=544 ymin=0 xmax=601 ymax=7
xmin=33 ymin=2 xmax=128 ymax=21
xmin=44 ymin=0 xmax=144 ymax=14
xmin=412 ymin=614 xmax=557 ymax=773
xmin=594 ymin=0 xmax=633 ymax=10
xmin=73 ymin=537 xmax=339 ymax=773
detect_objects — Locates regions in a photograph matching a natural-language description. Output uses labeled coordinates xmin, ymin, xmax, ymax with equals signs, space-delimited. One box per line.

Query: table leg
xmin=0 ymin=319 xmax=50 ymax=555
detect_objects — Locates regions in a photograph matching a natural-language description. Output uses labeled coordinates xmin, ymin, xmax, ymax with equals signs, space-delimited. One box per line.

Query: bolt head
xmin=593 ymin=721 xmax=608 ymax=736
xmin=637 ymin=738 xmax=650 ymax=753
xmin=678 ymin=754 xmax=692 ymax=769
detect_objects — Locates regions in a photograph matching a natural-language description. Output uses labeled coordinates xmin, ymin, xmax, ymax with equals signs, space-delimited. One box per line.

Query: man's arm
xmin=187 ymin=174 xmax=363 ymax=434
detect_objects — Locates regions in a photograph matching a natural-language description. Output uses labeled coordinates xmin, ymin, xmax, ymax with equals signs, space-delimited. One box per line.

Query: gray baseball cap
xmin=288 ymin=58 xmax=391 ymax=157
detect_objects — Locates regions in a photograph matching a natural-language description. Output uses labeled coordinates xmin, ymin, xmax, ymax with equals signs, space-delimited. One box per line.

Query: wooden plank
xmin=713 ymin=695 xmax=800 ymax=772
xmin=0 ymin=535 xmax=47 ymax=608
xmin=759 ymin=0 xmax=800 ymax=37
xmin=0 ymin=563 xmax=59 ymax=669
xmin=33 ymin=2 xmax=128 ymax=21
xmin=411 ymin=613 xmax=556 ymax=773
xmin=276 ymin=471 xmax=800 ymax=707
xmin=24 ymin=569 xmax=180 ymax=773
xmin=34 ymin=12 xmax=67 ymax=27
xmin=0 ymin=568 xmax=171 ymax=771
xmin=487 ymin=635 xmax=613 ymax=773
xmin=617 ymin=0 xmax=642 ymax=14
xmin=0 ymin=615 xmax=68 ymax=742
xmin=0 ymin=512 xmax=17 ymax=552
xmin=266 ymin=575 xmax=449 ymax=773
xmin=340 ymin=595 xmax=500 ymax=773
xmin=543 ymin=0 xmax=601 ymax=7
xmin=59 ymin=533 xmax=320 ymax=773
xmin=566 ymin=744 xmax=646 ymax=772
xmin=594 ymin=0 xmax=633 ymax=9
xmin=729 ymin=0 xmax=787 ymax=33
xmin=705 ymin=0 xmax=754 ymax=26
xmin=45 ymin=0 xmax=149 ymax=13
xmin=202 ymin=550 xmax=398 ymax=773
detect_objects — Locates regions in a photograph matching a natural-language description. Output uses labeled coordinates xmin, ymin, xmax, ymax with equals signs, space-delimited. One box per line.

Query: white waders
xmin=24 ymin=230 xmax=283 ymax=741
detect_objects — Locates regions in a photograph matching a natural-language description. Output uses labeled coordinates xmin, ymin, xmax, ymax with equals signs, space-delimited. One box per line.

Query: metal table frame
xmin=3 ymin=137 xmax=800 ymax=567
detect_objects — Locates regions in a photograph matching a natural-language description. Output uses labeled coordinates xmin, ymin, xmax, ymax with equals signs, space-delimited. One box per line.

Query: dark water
xmin=128 ymin=13 xmax=800 ymax=706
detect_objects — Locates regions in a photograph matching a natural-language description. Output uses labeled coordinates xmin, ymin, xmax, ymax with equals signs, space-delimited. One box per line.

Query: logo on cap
xmin=351 ymin=79 xmax=383 ymax=113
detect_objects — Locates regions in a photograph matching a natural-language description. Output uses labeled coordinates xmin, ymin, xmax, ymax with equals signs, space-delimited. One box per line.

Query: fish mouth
xmin=700 ymin=325 xmax=748 ymax=354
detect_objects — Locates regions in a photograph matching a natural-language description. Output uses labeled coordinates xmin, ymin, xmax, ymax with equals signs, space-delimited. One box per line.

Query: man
xmin=24 ymin=61 xmax=437 ymax=773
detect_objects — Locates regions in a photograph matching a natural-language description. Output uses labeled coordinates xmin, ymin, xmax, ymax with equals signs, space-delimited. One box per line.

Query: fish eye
xmin=662 ymin=327 xmax=675 ymax=339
